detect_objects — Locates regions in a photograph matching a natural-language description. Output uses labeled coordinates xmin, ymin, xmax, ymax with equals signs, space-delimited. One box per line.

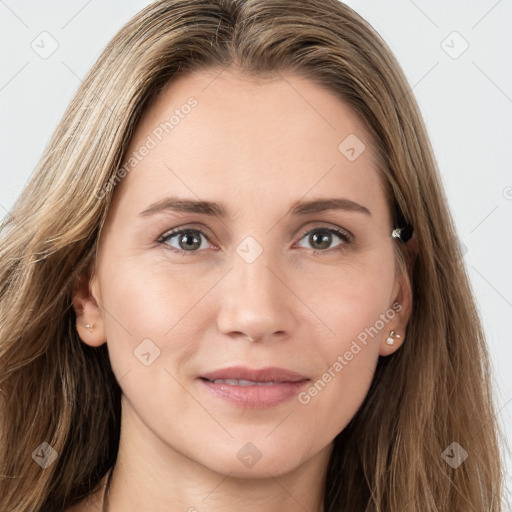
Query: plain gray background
xmin=1 ymin=0 xmax=511 ymax=503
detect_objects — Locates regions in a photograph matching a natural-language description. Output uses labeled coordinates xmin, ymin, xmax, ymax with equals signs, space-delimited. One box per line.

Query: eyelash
xmin=157 ymin=225 xmax=353 ymax=257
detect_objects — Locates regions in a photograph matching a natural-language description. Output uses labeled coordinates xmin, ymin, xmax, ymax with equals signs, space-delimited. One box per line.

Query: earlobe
xmin=72 ymin=262 xmax=107 ymax=347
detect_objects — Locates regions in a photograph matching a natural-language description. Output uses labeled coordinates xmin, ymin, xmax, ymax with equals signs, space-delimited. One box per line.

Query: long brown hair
xmin=0 ymin=1 xmax=504 ymax=510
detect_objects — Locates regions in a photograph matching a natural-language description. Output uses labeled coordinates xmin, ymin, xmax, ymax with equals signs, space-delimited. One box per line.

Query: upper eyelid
xmin=158 ymin=222 xmax=353 ymax=246
xmin=158 ymin=223 xmax=213 ymax=241
xmin=297 ymin=223 xmax=352 ymax=239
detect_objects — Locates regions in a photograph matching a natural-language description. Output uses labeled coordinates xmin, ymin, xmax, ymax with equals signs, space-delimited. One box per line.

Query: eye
xmin=157 ymin=227 xmax=212 ymax=255
xmin=295 ymin=226 xmax=352 ymax=254
xmin=157 ymin=224 xmax=353 ymax=256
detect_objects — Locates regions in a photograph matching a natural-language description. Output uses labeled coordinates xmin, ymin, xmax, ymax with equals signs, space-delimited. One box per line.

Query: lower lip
xmin=198 ymin=378 xmax=309 ymax=408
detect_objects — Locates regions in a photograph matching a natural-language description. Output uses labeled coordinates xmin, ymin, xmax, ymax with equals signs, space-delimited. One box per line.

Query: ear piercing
xmin=85 ymin=323 xmax=94 ymax=332
xmin=391 ymin=225 xmax=414 ymax=243
xmin=385 ymin=330 xmax=401 ymax=345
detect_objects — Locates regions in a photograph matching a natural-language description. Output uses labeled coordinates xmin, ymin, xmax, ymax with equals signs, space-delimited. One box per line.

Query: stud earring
xmin=85 ymin=323 xmax=94 ymax=331
xmin=391 ymin=225 xmax=414 ymax=243
xmin=385 ymin=330 xmax=401 ymax=345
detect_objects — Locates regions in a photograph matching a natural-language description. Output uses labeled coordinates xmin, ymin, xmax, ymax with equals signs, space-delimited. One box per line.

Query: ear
xmin=71 ymin=260 xmax=106 ymax=347
xmin=379 ymin=231 xmax=418 ymax=356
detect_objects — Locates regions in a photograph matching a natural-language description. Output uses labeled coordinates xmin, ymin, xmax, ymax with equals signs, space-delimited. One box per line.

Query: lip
xmin=198 ymin=365 xmax=310 ymax=409
xmin=200 ymin=365 xmax=308 ymax=383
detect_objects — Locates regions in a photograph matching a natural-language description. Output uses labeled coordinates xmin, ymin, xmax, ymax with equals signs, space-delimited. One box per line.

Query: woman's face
xmin=76 ymin=68 xmax=411 ymax=478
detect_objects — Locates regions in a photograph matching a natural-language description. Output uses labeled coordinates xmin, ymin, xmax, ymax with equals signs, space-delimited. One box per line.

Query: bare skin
xmin=70 ymin=68 xmax=413 ymax=511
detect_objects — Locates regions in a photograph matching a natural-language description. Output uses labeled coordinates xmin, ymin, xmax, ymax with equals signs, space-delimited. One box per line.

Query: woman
xmin=0 ymin=0 xmax=504 ymax=510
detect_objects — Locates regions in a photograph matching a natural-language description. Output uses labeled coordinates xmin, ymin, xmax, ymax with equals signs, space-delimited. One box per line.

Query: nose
xmin=216 ymin=248 xmax=297 ymax=343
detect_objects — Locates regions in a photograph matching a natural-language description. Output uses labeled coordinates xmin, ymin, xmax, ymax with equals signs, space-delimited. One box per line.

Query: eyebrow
xmin=139 ymin=196 xmax=371 ymax=218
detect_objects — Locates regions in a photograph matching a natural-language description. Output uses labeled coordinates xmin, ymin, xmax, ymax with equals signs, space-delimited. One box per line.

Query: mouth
xmin=197 ymin=366 xmax=310 ymax=408
xmin=199 ymin=365 xmax=309 ymax=383
xmin=200 ymin=378 xmax=292 ymax=386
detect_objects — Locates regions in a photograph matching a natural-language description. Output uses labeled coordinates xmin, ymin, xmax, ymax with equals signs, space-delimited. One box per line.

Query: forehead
xmin=111 ymin=68 xmax=389 ymax=227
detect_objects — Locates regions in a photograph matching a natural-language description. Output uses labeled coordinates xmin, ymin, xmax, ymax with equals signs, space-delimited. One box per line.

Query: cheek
xmin=301 ymin=251 xmax=396 ymax=345
xmin=295 ymin=345 xmax=377 ymax=443
xmin=96 ymin=260 xmax=206 ymax=441
xmin=297 ymin=262 xmax=396 ymax=434
xmin=96 ymin=254 xmax=207 ymax=381
xmin=296 ymin=310 xmax=386 ymax=440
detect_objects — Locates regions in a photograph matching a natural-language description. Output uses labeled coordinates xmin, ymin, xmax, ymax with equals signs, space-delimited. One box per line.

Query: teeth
xmin=210 ymin=379 xmax=280 ymax=386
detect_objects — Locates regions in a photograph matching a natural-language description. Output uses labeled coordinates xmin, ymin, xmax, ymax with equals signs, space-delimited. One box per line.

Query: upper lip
xmin=200 ymin=366 xmax=309 ymax=383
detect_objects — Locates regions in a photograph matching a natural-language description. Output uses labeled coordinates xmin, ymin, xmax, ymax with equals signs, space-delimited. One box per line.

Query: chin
xmin=193 ymin=443 xmax=307 ymax=479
